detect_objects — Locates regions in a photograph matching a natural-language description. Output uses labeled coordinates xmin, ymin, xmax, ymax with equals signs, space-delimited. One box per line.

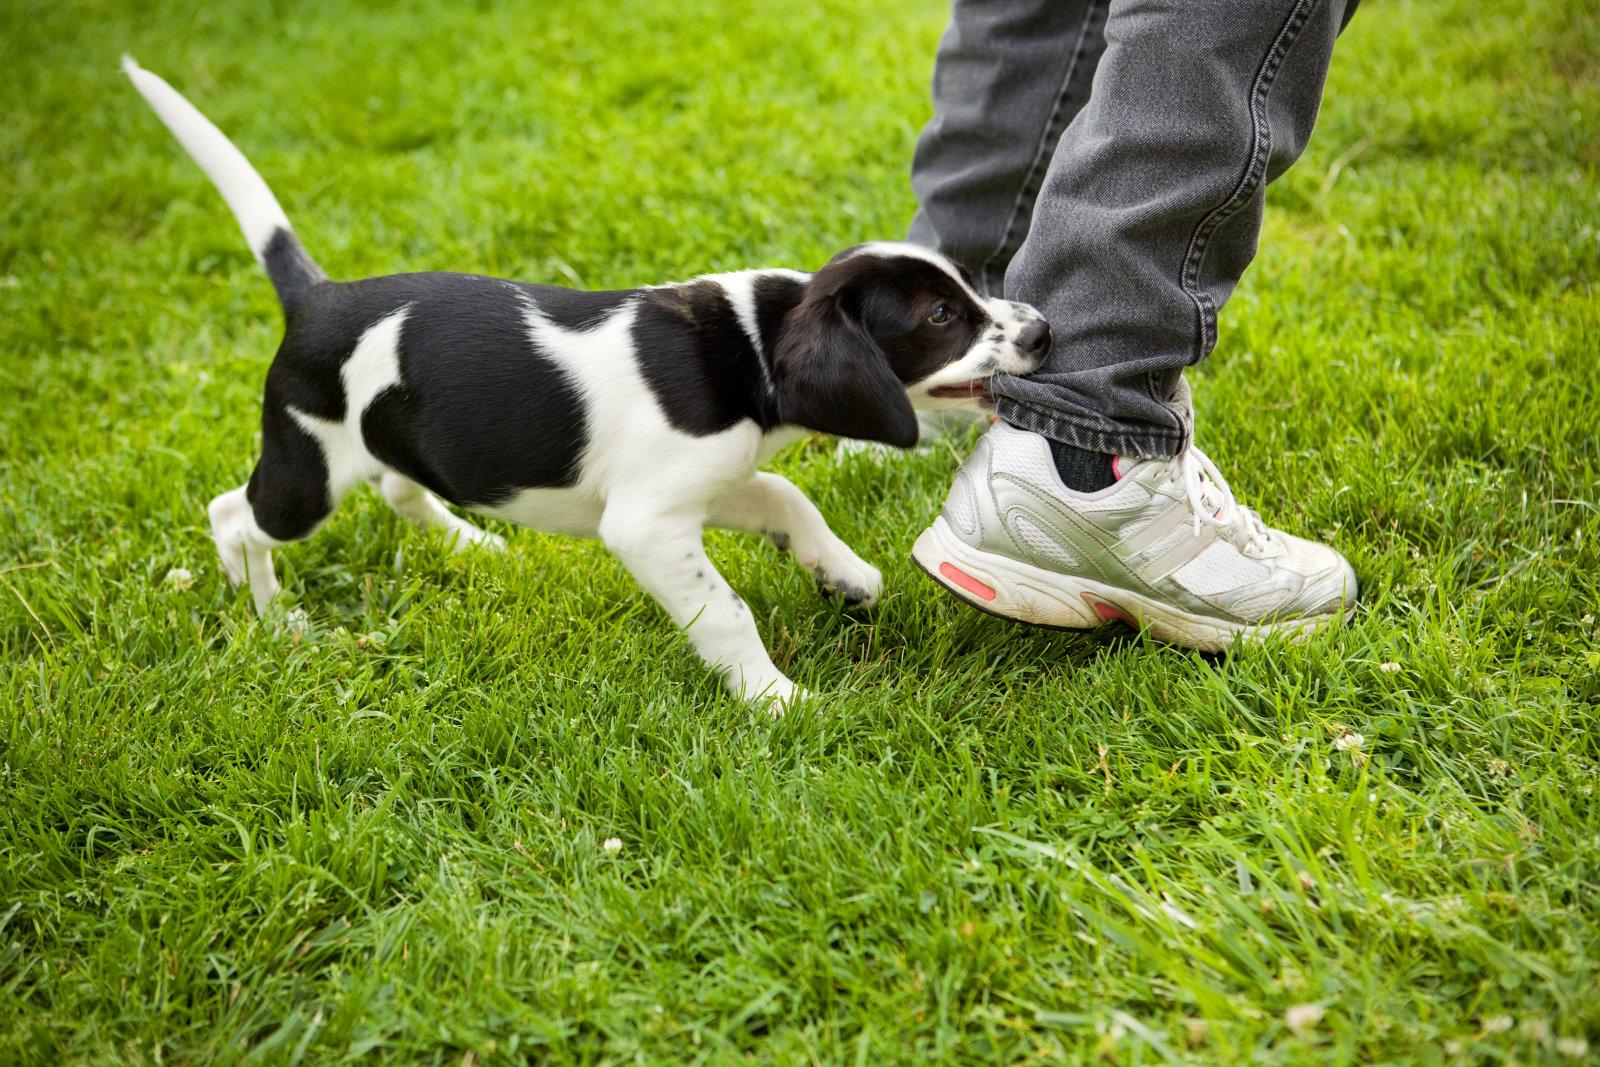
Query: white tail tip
xmin=120 ymin=53 xmax=292 ymax=260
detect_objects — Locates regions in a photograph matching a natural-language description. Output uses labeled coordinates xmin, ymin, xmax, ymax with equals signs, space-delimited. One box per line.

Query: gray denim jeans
xmin=909 ymin=0 xmax=1358 ymax=458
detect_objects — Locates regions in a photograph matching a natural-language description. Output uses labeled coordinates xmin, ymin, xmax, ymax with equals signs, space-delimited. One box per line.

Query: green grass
xmin=2 ymin=0 xmax=1597 ymax=1061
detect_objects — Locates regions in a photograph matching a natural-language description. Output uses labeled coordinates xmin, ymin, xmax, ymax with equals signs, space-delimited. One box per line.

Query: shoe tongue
xmin=1111 ymin=454 xmax=1170 ymax=482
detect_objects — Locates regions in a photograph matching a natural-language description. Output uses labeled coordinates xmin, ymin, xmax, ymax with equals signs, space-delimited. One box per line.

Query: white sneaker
xmin=912 ymin=422 xmax=1357 ymax=650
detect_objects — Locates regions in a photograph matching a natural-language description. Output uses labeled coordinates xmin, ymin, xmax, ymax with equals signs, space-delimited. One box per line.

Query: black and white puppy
xmin=124 ymin=58 xmax=1050 ymax=704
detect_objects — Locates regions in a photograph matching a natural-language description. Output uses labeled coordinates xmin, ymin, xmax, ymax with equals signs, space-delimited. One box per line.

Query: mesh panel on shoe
xmin=944 ymin=470 xmax=982 ymax=539
xmin=1171 ymin=541 xmax=1269 ymax=596
xmin=1280 ymin=533 xmax=1337 ymax=572
xmin=1008 ymin=511 xmax=1081 ymax=570
xmin=990 ymin=427 xmax=1061 ymax=490
xmin=992 ymin=424 xmax=1152 ymax=517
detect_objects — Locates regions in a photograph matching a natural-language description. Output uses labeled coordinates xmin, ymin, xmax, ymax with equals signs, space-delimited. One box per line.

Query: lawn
xmin=2 ymin=0 xmax=1597 ymax=1061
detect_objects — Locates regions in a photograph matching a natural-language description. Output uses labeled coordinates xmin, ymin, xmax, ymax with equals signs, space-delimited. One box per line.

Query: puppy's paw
xmin=449 ymin=525 xmax=506 ymax=553
xmin=816 ymin=557 xmax=883 ymax=609
xmin=470 ymin=529 xmax=507 ymax=552
xmin=765 ymin=683 xmax=815 ymax=716
xmin=735 ymin=672 xmax=808 ymax=713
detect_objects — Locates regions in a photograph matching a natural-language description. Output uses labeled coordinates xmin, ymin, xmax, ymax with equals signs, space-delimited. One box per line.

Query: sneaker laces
xmin=1175 ymin=447 xmax=1271 ymax=550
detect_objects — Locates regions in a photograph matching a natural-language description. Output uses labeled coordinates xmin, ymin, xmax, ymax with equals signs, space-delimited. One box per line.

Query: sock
xmin=1048 ymin=438 xmax=1117 ymax=493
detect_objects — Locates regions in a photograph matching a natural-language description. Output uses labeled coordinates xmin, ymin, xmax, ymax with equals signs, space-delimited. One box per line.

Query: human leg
xmin=908 ymin=0 xmax=1363 ymax=644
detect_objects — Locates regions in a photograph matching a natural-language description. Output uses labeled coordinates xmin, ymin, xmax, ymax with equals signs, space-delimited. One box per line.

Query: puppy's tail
xmin=122 ymin=55 xmax=326 ymax=312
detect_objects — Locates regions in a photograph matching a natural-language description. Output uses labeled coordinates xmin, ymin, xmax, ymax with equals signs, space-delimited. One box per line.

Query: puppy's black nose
xmin=1018 ymin=319 xmax=1051 ymax=359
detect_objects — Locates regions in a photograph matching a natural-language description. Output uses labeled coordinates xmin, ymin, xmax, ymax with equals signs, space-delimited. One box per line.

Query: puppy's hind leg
xmin=710 ymin=472 xmax=882 ymax=607
xmin=378 ymin=472 xmax=504 ymax=551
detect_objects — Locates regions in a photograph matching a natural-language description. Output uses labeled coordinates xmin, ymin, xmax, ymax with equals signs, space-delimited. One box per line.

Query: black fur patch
xmin=524 ymin=283 xmax=635 ymax=332
xmin=370 ymin=274 xmax=598 ymax=505
xmin=261 ymin=227 xmax=327 ymax=313
xmin=247 ymin=396 xmax=331 ymax=541
xmin=754 ymin=273 xmax=805 ymax=356
xmin=631 ymin=280 xmax=782 ymax=436
xmin=841 ymin=256 xmax=987 ymax=384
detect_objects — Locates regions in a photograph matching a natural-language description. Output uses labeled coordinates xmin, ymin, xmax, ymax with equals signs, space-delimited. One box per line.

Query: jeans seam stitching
xmin=1177 ymin=0 xmax=1320 ymax=362
xmin=975 ymin=0 xmax=1104 ymax=293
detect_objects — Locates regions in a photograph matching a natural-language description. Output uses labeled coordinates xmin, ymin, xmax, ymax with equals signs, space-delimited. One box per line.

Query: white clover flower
xmin=1334 ymin=733 xmax=1364 ymax=751
xmin=281 ymin=607 xmax=311 ymax=639
xmin=602 ymin=837 xmax=622 ymax=854
xmin=1481 ymin=1015 xmax=1513 ymax=1034
xmin=1556 ymin=1037 xmax=1589 ymax=1059
xmin=1379 ymin=661 xmax=1402 ymax=674
xmin=1284 ymin=1004 xmax=1324 ymax=1034
xmin=164 ymin=567 xmax=195 ymax=591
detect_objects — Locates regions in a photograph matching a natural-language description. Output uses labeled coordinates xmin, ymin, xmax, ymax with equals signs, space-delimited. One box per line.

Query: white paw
xmin=468 ymin=528 xmax=507 ymax=552
xmin=814 ymin=551 xmax=883 ymax=608
xmin=209 ymin=522 xmax=247 ymax=588
xmin=214 ymin=544 xmax=247 ymax=587
xmin=448 ymin=525 xmax=505 ymax=553
xmin=734 ymin=671 xmax=807 ymax=711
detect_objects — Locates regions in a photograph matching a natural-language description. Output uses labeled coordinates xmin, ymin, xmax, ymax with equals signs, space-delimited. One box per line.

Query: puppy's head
xmin=772 ymin=243 xmax=1050 ymax=447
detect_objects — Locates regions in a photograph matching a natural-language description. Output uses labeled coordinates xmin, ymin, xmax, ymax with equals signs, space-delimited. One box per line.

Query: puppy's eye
xmin=929 ymin=304 xmax=953 ymax=325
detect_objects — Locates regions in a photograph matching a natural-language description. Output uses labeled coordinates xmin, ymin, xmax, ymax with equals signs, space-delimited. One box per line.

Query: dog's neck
xmin=646 ymin=270 xmax=812 ymax=431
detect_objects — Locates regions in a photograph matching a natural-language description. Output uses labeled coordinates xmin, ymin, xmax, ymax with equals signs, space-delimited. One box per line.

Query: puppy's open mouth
xmin=927 ymin=379 xmax=990 ymax=400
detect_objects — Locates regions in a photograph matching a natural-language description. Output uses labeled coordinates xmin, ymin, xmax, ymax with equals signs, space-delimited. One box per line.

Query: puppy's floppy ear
xmin=772 ymin=292 xmax=919 ymax=448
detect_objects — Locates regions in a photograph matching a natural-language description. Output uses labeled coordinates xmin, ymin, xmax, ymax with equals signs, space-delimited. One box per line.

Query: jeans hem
xmin=994 ymin=397 xmax=1189 ymax=460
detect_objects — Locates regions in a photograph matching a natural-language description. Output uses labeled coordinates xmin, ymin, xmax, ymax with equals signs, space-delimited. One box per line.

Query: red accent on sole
xmin=939 ymin=562 xmax=997 ymax=601
xmin=1081 ymin=592 xmax=1136 ymax=626
xmin=1111 ymin=456 xmax=1122 ymax=481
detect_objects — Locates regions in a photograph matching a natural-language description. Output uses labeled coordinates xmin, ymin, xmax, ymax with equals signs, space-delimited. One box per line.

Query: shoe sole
xmin=911 ymin=516 xmax=1350 ymax=652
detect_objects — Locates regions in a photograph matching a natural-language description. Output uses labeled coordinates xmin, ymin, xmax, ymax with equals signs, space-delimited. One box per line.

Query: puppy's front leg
xmin=600 ymin=499 xmax=799 ymax=705
xmin=709 ymin=473 xmax=882 ymax=606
